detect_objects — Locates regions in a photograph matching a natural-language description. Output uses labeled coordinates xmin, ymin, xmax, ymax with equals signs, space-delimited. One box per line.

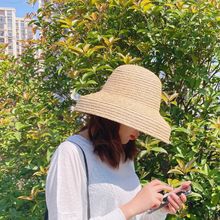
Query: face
xmin=119 ymin=124 xmax=140 ymax=144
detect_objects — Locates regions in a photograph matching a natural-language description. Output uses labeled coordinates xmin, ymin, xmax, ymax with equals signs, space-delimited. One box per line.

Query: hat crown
xmin=102 ymin=65 xmax=162 ymax=110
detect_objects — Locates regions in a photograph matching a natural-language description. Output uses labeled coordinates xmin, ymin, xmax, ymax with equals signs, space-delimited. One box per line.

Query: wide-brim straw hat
xmin=75 ymin=64 xmax=171 ymax=144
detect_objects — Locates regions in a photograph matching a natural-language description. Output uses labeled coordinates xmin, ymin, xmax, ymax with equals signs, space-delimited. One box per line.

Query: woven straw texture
xmin=75 ymin=64 xmax=171 ymax=144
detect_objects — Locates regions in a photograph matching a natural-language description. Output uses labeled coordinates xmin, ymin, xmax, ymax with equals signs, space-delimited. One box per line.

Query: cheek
xmin=119 ymin=124 xmax=140 ymax=144
xmin=119 ymin=126 xmax=131 ymax=144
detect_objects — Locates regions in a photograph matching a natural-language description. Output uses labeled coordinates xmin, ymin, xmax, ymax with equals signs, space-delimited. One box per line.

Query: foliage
xmin=0 ymin=45 xmax=80 ymax=218
xmin=0 ymin=0 xmax=220 ymax=219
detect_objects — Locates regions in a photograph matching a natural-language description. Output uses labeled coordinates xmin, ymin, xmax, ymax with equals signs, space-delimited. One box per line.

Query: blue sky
xmin=0 ymin=0 xmax=38 ymax=17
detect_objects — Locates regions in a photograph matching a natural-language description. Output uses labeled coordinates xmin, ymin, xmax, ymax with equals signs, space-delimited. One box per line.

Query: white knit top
xmin=46 ymin=135 xmax=167 ymax=220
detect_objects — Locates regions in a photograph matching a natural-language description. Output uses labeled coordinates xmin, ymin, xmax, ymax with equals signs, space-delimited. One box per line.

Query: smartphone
xmin=147 ymin=187 xmax=192 ymax=214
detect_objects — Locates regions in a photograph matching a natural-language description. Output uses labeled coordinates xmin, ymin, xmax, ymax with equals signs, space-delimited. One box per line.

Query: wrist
xmin=120 ymin=201 xmax=136 ymax=220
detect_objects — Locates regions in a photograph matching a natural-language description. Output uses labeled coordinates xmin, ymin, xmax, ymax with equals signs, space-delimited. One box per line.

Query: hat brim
xmin=74 ymin=91 xmax=171 ymax=144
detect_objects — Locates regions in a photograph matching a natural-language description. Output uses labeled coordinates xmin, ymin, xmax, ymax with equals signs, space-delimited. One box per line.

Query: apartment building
xmin=0 ymin=7 xmax=34 ymax=57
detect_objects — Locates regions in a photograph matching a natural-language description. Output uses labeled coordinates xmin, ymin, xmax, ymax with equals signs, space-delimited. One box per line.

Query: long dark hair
xmin=79 ymin=114 xmax=138 ymax=168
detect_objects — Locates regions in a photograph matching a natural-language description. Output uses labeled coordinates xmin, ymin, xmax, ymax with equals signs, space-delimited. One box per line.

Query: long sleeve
xmin=46 ymin=142 xmax=126 ymax=220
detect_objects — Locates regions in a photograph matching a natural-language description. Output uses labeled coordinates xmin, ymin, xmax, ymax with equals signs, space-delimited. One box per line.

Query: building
xmin=16 ymin=17 xmax=33 ymax=55
xmin=0 ymin=7 xmax=34 ymax=57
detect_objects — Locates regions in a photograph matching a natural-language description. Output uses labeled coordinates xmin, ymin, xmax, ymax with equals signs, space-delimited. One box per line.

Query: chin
xmin=124 ymin=140 xmax=133 ymax=145
xmin=121 ymin=140 xmax=129 ymax=145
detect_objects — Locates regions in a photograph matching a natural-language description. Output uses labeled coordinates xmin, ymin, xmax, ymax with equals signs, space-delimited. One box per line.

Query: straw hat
xmin=74 ymin=64 xmax=171 ymax=144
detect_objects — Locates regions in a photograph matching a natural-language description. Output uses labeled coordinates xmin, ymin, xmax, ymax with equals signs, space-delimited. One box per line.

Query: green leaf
xmin=203 ymin=164 xmax=209 ymax=175
xmin=172 ymin=127 xmax=190 ymax=134
xmin=211 ymin=192 xmax=219 ymax=205
xmin=82 ymin=72 xmax=95 ymax=81
xmin=58 ymin=67 xmax=63 ymax=75
xmin=189 ymin=192 xmax=203 ymax=199
xmin=138 ymin=150 xmax=147 ymax=158
xmin=46 ymin=149 xmax=52 ymax=163
xmin=185 ymin=158 xmax=196 ymax=172
xmin=192 ymin=181 xmax=204 ymax=192
xmin=151 ymin=147 xmax=168 ymax=154
xmin=86 ymin=80 xmax=98 ymax=85
xmin=168 ymin=169 xmax=184 ymax=175
xmin=14 ymin=132 xmax=21 ymax=142
xmin=15 ymin=122 xmax=26 ymax=131
xmin=189 ymin=168 xmax=204 ymax=174
xmin=176 ymin=159 xmax=185 ymax=169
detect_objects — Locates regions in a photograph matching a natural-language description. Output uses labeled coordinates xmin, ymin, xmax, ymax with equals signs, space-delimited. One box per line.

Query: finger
xmin=171 ymin=181 xmax=191 ymax=194
xmin=167 ymin=203 xmax=176 ymax=214
xmin=156 ymin=193 xmax=164 ymax=202
xmin=170 ymin=193 xmax=183 ymax=207
xmin=180 ymin=181 xmax=191 ymax=191
xmin=154 ymin=184 xmax=173 ymax=192
xmin=168 ymin=193 xmax=181 ymax=210
xmin=151 ymin=199 xmax=162 ymax=209
xmin=150 ymin=179 xmax=162 ymax=186
xmin=180 ymin=193 xmax=187 ymax=203
xmin=162 ymin=205 xmax=170 ymax=214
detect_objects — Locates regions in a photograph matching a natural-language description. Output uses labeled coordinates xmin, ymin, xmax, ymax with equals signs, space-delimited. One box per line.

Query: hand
xmin=120 ymin=179 xmax=173 ymax=219
xmin=163 ymin=181 xmax=191 ymax=214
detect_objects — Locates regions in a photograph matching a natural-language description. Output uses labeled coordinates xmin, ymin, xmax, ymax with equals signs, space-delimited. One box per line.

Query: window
xmin=7 ymin=11 xmax=13 ymax=16
xmin=0 ymin=38 xmax=4 ymax=43
xmin=21 ymin=22 xmax=25 ymax=28
xmin=8 ymin=22 xmax=12 ymax=29
xmin=0 ymin=31 xmax=4 ymax=36
xmin=0 ymin=16 xmax=5 ymax=24
xmin=21 ymin=30 xmax=26 ymax=39
xmin=0 ymin=23 xmax=4 ymax=29
xmin=0 ymin=10 xmax=5 ymax=16
xmin=7 ymin=19 xmax=12 ymax=25
xmin=8 ymin=44 xmax=13 ymax=49
xmin=8 ymin=30 xmax=12 ymax=37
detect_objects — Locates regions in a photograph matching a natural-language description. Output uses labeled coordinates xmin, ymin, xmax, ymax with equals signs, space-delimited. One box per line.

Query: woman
xmin=46 ymin=64 xmax=191 ymax=219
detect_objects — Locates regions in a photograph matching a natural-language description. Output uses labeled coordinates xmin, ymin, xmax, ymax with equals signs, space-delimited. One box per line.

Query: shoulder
xmin=46 ymin=139 xmax=88 ymax=189
xmin=50 ymin=139 xmax=85 ymax=165
xmin=57 ymin=140 xmax=81 ymax=155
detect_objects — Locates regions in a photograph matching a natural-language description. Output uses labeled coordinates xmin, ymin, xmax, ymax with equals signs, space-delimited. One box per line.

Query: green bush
xmin=0 ymin=0 xmax=219 ymax=219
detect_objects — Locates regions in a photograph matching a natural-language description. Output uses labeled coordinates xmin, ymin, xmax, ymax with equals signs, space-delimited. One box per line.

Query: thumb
xmin=171 ymin=181 xmax=191 ymax=194
xmin=180 ymin=181 xmax=191 ymax=190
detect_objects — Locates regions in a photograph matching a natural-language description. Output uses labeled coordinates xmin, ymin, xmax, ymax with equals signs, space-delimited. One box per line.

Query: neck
xmin=78 ymin=129 xmax=90 ymax=141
